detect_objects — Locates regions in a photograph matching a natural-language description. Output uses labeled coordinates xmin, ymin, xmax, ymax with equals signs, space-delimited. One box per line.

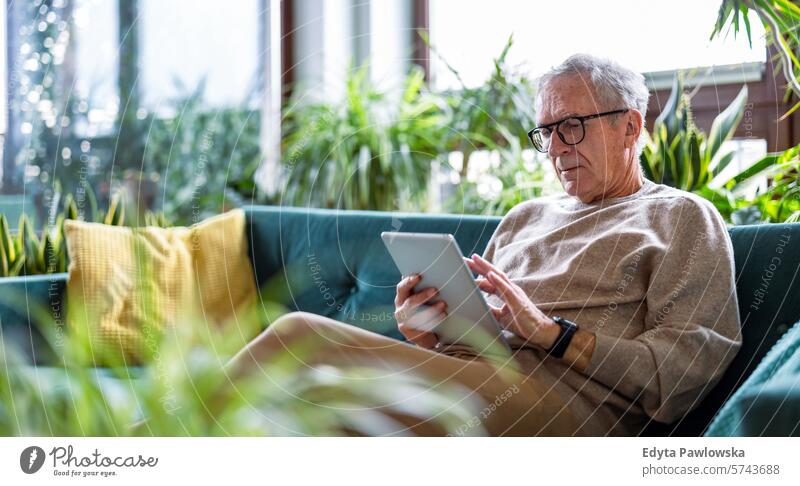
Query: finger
xmin=398 ymin=324 xmax=439 ymax=349
xmin=406 ymin=302 xmax=447 ymax=332
xmin=467 ymin=254 xmax=504 ymax=282
xmin=395 ymin=274 xmax=421 ymax=306
xmin=487 ymin=271 xmax=523 ymax=314
xmin=403 ymin=286 xmax=439 ymax=313
xmin=472 ymin=254 xmax=511 ymax=283
xmin=485 ymin=266 xmax=524 ymax=299
xmin=412 ymin=332 xmax=439 ymax=349
xmin=475 ymin=277 xmax=496 ymax=294
xmin=465 ymin=255 xmax=492 ymax=278
xmin=488 ymin=304 xmax=510 ymax=326
xmin=489 ymin=303 xmax=508 ymax=316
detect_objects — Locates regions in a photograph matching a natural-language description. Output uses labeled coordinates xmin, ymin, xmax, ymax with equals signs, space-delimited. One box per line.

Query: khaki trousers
xmin=227 ymin=311 xmax=578 ymax=436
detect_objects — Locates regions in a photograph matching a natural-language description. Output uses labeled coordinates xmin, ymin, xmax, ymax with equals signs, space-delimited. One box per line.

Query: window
xmin=140 ymin=0 xmax=260 ymax=113
xmin=1 ymin=0 xmax=264 ymax=228
xmin=1 ymin=0 xmax=7 ymax=138
xmin=713 ymin=138 xmax=769 ymax=197
xmin=429 ymin=0 xmax=766 ymax=90
xmin=72 ymin=0 xmax=118 ymax=137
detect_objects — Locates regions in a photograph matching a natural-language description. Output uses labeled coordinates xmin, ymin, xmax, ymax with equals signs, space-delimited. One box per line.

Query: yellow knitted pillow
xmin=64 ymin=209 xmax=257 ymax=363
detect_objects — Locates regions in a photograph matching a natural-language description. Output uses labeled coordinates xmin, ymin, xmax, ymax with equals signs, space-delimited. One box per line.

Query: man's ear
xmin=624 ymin=109 xmax=643 ymax=148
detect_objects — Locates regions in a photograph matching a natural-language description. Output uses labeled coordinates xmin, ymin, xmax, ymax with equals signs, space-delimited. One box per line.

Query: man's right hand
xmin=394 ymin=274 xmax=447 ymax=349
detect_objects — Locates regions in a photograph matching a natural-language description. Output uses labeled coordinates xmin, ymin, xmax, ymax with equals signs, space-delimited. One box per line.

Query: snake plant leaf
xmin=687 ymin=131 xmax=702 ymax=190
xmin=639 ymin=130 xmax=657 ymax=181
xmin=0 ymin=214 xmax=14 ymax=264
xmin=675 ymin=133 xmax=689 ymax=189
xmin=58 ymin=244 xmax=67 ymax=272
xmin=0 ymin=234 xmax=7 ymax=277
xmin=656 ymin=76 xmax=684 ymax=141
xmin=53 ymin=215 xmax=65 ymax=243
xmin=21 ymin=215 xmax=40 ymax=274
xmin=706 ymin=85 xmax=748 ymax=163
xmin=104 ymin=197 xmax=117 ymax=225
xmin=83 ymin=180 xmax=99 ymax=221
xmin=38 ymin=233 xmax=52 ymax=274
xmin=664 ymin=131 xmax=684 ymax=187
xmin=725 ymin=152 xmax=782 ymax=189
xmin=104 ymin=194 xmax=125 ymax=226
xmin=64 ymin=194 xmax=79 ymax=220
xmin=9 ymin=256 xmax=25 ymax=277
xmin=711 ymin=151 xmax=736 ymax=181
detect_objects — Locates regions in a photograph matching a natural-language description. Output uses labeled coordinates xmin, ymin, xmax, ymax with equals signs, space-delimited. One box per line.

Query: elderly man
xmin=229 ymin=54 xmax=742 ymax=436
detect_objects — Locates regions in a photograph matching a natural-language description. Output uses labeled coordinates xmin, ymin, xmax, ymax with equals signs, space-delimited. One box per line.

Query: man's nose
xmin=547 ymin=131 xmax=572 ymax=159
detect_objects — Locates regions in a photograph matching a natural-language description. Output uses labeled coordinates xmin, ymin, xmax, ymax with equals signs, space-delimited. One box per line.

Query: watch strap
xmin=546 ymin=315 xmax=578 ymax=358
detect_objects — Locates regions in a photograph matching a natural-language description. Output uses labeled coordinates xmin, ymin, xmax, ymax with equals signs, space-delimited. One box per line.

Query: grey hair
xmin=536 ymin=54 xmax=650 ymax=155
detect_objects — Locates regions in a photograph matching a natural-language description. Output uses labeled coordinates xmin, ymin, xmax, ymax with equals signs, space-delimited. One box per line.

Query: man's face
xmin=536 ymin=75 xmax=636 ymax=204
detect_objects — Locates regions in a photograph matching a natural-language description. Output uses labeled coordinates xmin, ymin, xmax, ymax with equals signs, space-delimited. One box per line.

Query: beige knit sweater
xmin=481 ymin=177 xmax=742 ymax=436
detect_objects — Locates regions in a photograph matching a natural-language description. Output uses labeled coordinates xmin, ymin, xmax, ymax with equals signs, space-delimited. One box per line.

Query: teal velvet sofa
xmin=1 ymin=205 xmax=799 ymax=436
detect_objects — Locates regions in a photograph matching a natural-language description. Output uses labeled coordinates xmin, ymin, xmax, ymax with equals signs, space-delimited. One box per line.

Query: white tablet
xmin=381 ymin=231 xmax=511 ymax=356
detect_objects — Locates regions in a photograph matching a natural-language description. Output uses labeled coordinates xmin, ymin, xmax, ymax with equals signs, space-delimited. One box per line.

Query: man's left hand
xmin=464 ymin=253 xmax=560 ymax=350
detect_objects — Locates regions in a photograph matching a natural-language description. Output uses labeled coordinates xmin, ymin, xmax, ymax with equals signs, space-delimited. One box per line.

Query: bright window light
xmin=430 ymin=0 xmax=767 ymax=90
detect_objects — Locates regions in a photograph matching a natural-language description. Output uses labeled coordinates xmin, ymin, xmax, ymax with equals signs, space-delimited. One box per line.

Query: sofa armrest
xmin=0 ymin=273 xmax=67 ymax=364
xmin=736 ymin=377 xmax=800 ymax=437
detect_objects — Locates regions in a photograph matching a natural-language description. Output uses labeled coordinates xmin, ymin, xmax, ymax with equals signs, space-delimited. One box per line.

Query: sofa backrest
xmin=245 ymin=205 xmax=501 ymax=339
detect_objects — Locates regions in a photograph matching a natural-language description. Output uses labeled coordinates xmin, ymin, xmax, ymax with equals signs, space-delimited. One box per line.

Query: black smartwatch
xmin=545 ymin=316 xmax=578 ymax=358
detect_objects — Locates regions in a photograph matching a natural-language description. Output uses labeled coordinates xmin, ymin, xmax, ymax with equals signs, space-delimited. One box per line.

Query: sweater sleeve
xmin=583 ymin=198 xmax=742 ymax=424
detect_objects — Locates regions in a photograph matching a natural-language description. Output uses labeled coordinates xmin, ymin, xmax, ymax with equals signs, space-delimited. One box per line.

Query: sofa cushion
xmin=64 ymin=209 xmax=257 ymax=363
xmin=706 ymin=319 xmax=800 ymax=436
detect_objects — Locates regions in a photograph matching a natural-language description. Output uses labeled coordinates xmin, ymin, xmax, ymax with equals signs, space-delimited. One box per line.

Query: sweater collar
xmin=564 ymin=177 xmax=654 ymax=209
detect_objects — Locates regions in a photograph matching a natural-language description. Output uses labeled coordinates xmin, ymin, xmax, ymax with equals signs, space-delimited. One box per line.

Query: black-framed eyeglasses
xmin=527 ymin=109 xmax=629 ymax=153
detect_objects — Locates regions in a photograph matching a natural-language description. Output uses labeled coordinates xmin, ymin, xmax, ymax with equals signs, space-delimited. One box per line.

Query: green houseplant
xmin=444 ymin=126 xmax=551 ymax=216
xmin=0 ymin=183 xmax=168 ymax=278
xmin=713 ymin=0 xmax=800 ymax=117
xmin=731 ymin=146 xmax=800 ymax=223
xmin=429 ymin=35 xmax=538 ymax=179
xmin=427 ymin=34 xmax=547 ymax=215
xmin=281 ymin=65 xmax=447 ymax=211
xmin=640 ymin=76 xmax=748 ymax=192
xmin=0 ymin=272 xmax=486 ymax=436
xmin=142 ymin=80 xmax=263 ymax=225
xmin=639 ymin=75 xmax=798 ymax=223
